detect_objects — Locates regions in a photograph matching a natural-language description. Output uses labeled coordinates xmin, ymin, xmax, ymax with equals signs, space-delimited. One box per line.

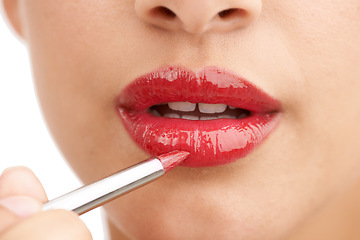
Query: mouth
xmin=118 ymin=66 xmax=282 ymax=167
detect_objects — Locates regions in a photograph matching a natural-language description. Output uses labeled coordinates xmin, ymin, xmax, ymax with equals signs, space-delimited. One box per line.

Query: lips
xmin=118 ymin=66 xmax=281 ymax=167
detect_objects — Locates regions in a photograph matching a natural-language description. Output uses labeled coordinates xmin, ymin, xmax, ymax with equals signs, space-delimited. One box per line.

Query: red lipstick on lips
xmin=118 ymin=66 xmax=281 ymax=167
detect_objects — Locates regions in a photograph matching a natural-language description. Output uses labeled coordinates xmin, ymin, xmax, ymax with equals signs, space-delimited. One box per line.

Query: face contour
xmin=3 ymin=0 xmax=360 ymax=239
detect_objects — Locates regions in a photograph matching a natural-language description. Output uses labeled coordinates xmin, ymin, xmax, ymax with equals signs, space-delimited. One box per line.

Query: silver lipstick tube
xmin=42 ymin=157 xmax=164 ymax=215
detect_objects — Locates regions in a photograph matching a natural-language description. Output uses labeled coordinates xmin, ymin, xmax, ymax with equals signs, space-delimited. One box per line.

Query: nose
xmin=134 ymin=0 xmax=262 ymax=34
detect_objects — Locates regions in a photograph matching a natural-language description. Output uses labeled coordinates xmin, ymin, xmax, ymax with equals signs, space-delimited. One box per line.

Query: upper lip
xmin=119 ymin=66 xmax=281 ymax=114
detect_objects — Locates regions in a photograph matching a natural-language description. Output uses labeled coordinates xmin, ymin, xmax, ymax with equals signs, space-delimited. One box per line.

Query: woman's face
xmin=4 ymin=0 xmax=360 ymax=239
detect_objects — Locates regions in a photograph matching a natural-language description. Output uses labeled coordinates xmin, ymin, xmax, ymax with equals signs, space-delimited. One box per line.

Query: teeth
xmin=168 ymin=102 xmax=196 ymax=112
xmin=218 ymin=115 xmax=236 ymax=119
xmin=198 ymin=103 xmax=227 ymax=114
xmin=150 ymin=102 xmax=244 ymax=120
xmin=199 ymin=116 xmax=218 ymax=120
xmin=163 ymin=114 xmax=237 ymax=120
xmin=163 ymin=113 xmax=180 ymax=118
xmin=181 ymin=115 xmax=200 ymax=120
xmin=238 ymin=112 xmax=249 ymax=119
xmin=229 ymin=106 xmax=236 ymax=110
xmin=152 ymin=109 xmax=161 ymax=116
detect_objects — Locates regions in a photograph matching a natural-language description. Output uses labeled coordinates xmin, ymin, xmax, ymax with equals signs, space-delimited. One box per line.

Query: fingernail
xmin=0 ymin=196 xmax=42 ymax=218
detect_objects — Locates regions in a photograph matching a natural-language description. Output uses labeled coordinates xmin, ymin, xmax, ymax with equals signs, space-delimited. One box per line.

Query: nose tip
xmin=135 ymin=0 xmax=262 ymax=34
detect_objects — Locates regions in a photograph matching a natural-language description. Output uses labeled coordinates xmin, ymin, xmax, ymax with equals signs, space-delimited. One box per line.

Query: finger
xmin=0 ymin=210 xmax=93 ymax=240
xmin=0 ymin=196 xmax=42 ymax=218
xmin=0 ymin=167 xmax=47 ymax=202
xmin=0 ymin=206 xmax=18 ymax=233
xmin=0 ymin=196 xmax=42 ymax=234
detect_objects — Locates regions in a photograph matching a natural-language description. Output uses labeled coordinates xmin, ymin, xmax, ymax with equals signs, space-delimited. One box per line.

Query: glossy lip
xmin=118 ymin=66 xmax=282 ymax=167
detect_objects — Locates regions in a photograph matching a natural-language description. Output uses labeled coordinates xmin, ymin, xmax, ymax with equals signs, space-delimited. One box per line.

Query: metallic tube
xmin=42 ymin=157 xmax=164 ymax=215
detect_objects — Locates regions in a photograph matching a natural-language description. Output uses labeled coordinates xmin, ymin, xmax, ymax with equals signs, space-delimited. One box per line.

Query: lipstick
xmin=42 ymin=151 xmax=189 ymax=215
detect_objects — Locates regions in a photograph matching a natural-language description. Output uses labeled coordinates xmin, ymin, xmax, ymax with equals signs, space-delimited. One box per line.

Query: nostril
xmin=136 ymin=1 xmax=261 ymax=33
xmin=218 ymin=8 xmax=246 ymax=19
xmin=151 ymin=6 xmax=177 ymax=19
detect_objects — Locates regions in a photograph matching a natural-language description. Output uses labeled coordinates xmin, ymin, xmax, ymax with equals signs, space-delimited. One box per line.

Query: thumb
xmin=0 ymin=167 xmax=48 ymax=203
xmin=0 ymin=167 xmax=46 ymax=234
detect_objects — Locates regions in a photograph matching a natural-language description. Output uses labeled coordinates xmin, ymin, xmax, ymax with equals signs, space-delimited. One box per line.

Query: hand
xmin=0 ymin=167 xmax=92 ymax=240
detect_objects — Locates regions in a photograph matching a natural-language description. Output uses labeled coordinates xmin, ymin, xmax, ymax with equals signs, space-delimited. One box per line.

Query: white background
xmin=0 ymin=7 xmax=106 ymax=240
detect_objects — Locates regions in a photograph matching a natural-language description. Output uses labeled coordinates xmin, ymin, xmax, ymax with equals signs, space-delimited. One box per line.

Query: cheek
xmin=20 ymin=1 xmax=151 ymax=182
xmin=266 ymin=0 xmax=360 ymax=181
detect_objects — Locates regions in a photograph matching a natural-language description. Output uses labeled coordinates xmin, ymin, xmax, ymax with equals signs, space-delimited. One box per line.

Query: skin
xmin=0 ymin=167 xmax=91 ymax=239
xmin=1 ymin=0 xmax=360 ymax=239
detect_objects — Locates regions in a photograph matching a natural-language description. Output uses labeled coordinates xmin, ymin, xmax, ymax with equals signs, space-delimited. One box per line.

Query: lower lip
xmin=118 ymin=109 xmax=281 ymax=167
